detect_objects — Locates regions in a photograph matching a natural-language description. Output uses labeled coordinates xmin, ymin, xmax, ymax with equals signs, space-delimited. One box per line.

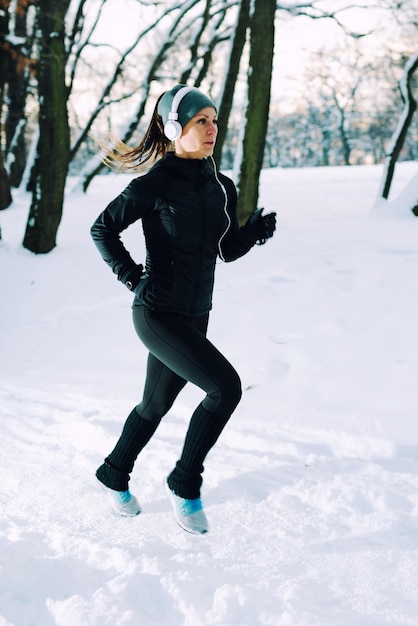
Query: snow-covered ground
xmin=1 ymin=162 xmax=418 ymax=626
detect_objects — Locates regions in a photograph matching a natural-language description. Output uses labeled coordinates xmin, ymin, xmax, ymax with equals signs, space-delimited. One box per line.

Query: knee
xmin=135 ymin=399 xmax=168 ymax=423
xmin=231 ymin=372 xmax=242 ymax=410
xmin=205 ymin=368 xmax=242 ymax=416
xmin=228 ymin=369 xmax=242 ymax=410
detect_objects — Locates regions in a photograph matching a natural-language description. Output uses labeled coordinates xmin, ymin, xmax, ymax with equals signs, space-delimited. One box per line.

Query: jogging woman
xmin=91 ymin=84 xmax=276 ymax=534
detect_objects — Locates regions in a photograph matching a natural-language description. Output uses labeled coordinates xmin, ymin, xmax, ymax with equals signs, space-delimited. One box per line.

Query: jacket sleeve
xmin=90 ymin=177 xmax=152 ymax=286
xmin=218 ymin=175 xmax=255 ymax=262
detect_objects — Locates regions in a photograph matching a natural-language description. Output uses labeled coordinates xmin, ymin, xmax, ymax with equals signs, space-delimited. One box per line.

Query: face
xmin=174 ymin=107 xmax=218 ymax=159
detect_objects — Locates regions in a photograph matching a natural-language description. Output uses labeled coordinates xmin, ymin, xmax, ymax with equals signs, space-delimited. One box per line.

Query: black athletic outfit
xmin=91 ymin=153 xmax=257 ymax=498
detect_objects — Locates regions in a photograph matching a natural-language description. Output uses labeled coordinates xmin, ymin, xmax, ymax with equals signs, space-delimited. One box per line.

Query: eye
xmin=197 ymin=118 xmax=218 ymax=125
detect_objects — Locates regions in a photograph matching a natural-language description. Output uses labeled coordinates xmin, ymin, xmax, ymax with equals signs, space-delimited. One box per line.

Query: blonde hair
xmin=95 ymin=94 xmax=172 ymax=173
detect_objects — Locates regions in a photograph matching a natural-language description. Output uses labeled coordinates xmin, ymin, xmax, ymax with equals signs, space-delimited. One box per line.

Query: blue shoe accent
xmin=113 ymin=490 xmax=135 ymax=505
xmin=165 ymin=481 xmax=208 ymax=534
xmin=98 ymin=480 xmax=141 ymax=517
xmin=178 ymin=496 xmax=203 ymax=515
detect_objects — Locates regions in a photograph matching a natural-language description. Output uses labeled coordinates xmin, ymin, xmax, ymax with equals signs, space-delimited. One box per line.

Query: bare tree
xmin=379 ymin=50 xmax=418 ymax=200
xmin=0 ymin=0 xmax=13 ymax=211
xmin=22 ymin=0 xmax=71 ymax=253
xmin=4 ymin=0 xmax=414 ymax=252
xmin=4 ymin=0 xmax=35 ymax=188
xmin=213 ymin=0 xmax=250 ymax=167
xmin=180 ymin=0 xmax=222 ymax=85
xmin=77 ymin=0 xmax=202 ymax=190
xmin=236 ymin=0 xmax=276 ymax=223
xmin=68 ymin=2 xmax=176 ymax=164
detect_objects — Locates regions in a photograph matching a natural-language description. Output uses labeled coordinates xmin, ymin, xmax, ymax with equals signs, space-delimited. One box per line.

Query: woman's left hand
xmin=245 ymin=208 xmax=276 ymax=245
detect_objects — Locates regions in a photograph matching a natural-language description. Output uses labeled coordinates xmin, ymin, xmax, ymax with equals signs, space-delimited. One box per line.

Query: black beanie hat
xmin=157 ymin=84 xmax=217 ymax=129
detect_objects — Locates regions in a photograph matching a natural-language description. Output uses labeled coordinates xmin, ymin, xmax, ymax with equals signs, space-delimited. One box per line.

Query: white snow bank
xmin=1 ymin=162 xmax=418 ymax=625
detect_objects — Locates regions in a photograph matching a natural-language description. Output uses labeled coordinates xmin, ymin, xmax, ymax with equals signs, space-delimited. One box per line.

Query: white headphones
xmin=164 ymin=86 xmax=193 ymax=141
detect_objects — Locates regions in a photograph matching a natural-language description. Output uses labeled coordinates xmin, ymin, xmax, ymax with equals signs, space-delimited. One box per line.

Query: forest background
xmin=0 ymin=0 xmax=417 ymax=253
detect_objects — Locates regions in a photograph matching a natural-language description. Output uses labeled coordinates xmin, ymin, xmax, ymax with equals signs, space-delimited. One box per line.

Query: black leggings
xmin=97 ymin=308 xmax=242 ymax=497
xmin=132 ymin=308 xmax=242 ymax=422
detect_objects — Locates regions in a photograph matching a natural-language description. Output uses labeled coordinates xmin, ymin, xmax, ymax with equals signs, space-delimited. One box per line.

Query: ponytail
xmin=95 ymin=94 xmax=172 ymax=173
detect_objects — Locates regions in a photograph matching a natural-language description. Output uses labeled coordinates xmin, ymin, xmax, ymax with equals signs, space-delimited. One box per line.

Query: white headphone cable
xmin=210 ymin=155 xmax=230 ymax=262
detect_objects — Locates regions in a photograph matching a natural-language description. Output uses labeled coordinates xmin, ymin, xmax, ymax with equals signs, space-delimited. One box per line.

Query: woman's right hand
xmin=125 ymin=264 xmax=144 ymax=291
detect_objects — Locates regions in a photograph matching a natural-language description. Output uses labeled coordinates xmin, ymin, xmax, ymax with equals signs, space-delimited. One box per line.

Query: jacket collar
xmin=152 ymin=152 xmax=214 ymax=181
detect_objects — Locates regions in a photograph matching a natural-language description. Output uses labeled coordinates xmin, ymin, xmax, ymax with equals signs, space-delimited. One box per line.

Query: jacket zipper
xmin=191 ymin=179 xmax=205 ymax=316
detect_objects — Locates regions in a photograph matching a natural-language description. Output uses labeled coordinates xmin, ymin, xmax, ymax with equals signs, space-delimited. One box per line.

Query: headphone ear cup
xmin=164 ymin=120 xmax=182 ymax=141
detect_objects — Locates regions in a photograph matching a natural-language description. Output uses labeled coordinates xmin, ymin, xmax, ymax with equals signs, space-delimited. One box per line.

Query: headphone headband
xmin=164 ymin=86 xmax=194 ymax=140
xmin=167 ymin=86 xmax=194 ymax=121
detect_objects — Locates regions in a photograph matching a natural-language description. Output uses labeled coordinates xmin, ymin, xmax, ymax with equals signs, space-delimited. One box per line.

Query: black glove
xmin=245 ymin=208 xmax=277 ymax=245
xmin=122 ymin=264 xmax=144 ymax=291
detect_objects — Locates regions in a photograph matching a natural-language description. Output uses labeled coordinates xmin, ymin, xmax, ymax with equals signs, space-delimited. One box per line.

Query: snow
xmin=1 ymin=162 xmax=418 ymax=626
xmin=4 ymin=35 xmax=26 ymax=46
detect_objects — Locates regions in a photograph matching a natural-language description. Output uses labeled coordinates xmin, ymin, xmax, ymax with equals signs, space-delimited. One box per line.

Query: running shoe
xmin=165 ymin=481 xmax=208 ymax=534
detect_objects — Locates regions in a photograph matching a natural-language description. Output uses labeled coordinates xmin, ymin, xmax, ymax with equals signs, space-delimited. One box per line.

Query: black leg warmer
xmin=96 ymin=407 xmax=159 ymax=491
xmin=167 ymin=403 xmax=230 ymax=499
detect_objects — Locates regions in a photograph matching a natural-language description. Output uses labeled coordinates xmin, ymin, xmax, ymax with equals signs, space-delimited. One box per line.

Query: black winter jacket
xmin=91 ymin=153 xmax=255 ymax=317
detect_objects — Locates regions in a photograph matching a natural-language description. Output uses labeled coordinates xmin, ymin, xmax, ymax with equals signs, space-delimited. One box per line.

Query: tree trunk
xmin=337 ymin=108 xmax=351 ymax=165
xmin=380 ymin=51 xmax=418 ymax=200
xmin=236 ymin=0 xmax=276 ymax=224
xmin=5 ymin=0 xmax=34 ymax=188
xmin=213 ymin=0 xmax=250 ymax=168
xmin=23 ymin=0 xmax=70 ymax=253
xmin=0 ymin=0 xmax=12 ymax=210
xmin=0 ymin=153 xmax=12 ymax=211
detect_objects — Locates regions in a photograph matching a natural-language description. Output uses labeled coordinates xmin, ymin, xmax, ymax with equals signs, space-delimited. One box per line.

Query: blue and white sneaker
xmin=100 ymin=483 xmax=141 ymax=517
xmin=164 ymin=481 xmax=208 ymax=534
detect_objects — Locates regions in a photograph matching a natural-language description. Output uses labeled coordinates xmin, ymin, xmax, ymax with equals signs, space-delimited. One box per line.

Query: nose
xmin=207 ymin=121 xmax=217 ymax=135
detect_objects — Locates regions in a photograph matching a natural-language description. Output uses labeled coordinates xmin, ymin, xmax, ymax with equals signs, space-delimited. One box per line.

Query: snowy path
xmin=1 ymin=382 xmax=418 ymax=625
xmin=1 ymin=163 xmax=418 ymax=625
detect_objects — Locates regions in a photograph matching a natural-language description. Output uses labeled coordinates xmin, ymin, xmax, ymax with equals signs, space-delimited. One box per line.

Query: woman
xmin=91 ymin=84 xmax=276 ymax=534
